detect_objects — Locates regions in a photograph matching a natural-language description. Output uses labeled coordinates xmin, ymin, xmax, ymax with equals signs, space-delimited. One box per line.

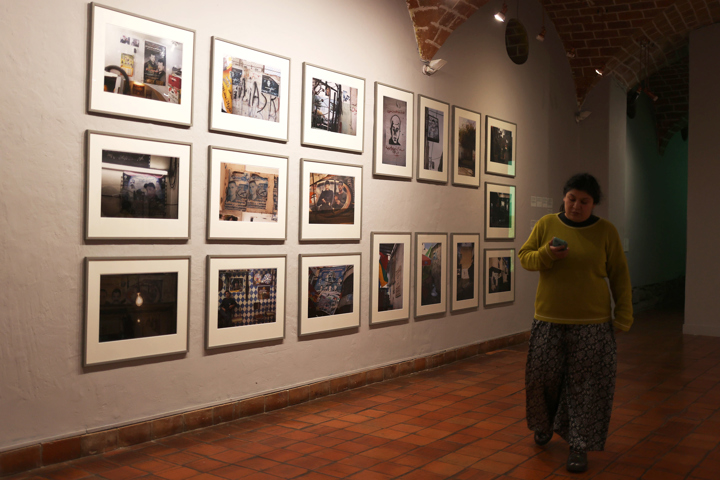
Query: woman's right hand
xmin=549 ymin=238 xmax=569 ymax=260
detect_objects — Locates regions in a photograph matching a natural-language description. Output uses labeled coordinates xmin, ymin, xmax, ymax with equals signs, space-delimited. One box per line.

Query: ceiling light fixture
xmin=566 ymin=48 xmax=576 ymax=58
xmin=537 ymin=7 xmax=546 ymax=41
xmin=595 ymin=68 xmax=603 ymax=76
xmin=495 ymin=1 xmax=508 ymax=22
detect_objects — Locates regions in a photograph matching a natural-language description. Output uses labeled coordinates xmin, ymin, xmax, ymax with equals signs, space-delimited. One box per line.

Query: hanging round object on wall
xmin=505 ymin=19 xmax=529 ymax=65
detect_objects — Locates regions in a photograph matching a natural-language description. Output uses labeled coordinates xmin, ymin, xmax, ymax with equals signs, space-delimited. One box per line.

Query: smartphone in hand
xmin=551 ymin=237 xmax=568 ymax=248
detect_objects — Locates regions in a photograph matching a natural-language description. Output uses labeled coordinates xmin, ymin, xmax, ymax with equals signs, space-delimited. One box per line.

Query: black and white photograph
xmin=451 ymin=234 xmax=480 ymax=311
xmin=88 ymin=4 xmax=195 ymax=125
xmin=301 ymin=64 xmax=365 ymax=153
xmin=418 ymin=96 xmax=449 ymax=183
xmin=85 ymin=131 xmax=191 ymax=240
xmin=452 ymin=107 xmax=481 ymax=187
xmin=300 ymin=159 xmax=363 ymax=241
xmin=207 ymin=147 xmax=288 ymax=241
xmin=485 ymin=183 xmax=516 ymax=239
xmin=209 ymin=38 xmax=290 ymax=141
xmin=206 ymin=255 xmax=286 ymax=349
xmin=370 ymin=233 xmax=411 ymax=324
xmin=373 ymin=83 xmax=414 ymax=178
xmin=299 ymin=254 xmax=361 ymax=336
xmin=415 ymin=233 xmax=448 ymax=317
xmin=484 ymin=248 xmax=515 ymax=306
xmin=84 ymin=257 xmax=190 ymax=366
xmin=485 ymin=116 xmax=517 ymax=177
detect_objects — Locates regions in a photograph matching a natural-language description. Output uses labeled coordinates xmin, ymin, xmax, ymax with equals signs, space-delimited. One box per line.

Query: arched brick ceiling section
xmin=648 ymin=54 xmax=689 ymax=155
xmin=406 ymin=0 xmax=492 ymax=61
xmin=406 ymin=0 xmax=719 ymax=108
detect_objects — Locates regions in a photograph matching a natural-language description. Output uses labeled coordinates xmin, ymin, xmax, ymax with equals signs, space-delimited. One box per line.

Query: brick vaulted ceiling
xmin=406 ymin=0 xmax=720 ymax=151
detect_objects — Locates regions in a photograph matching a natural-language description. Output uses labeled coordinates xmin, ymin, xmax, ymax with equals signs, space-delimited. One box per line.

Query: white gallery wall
xmin=0 ymin=0 xmax=583 ymax=449
xmin=685 ymin=22 xmax=720 ymax=336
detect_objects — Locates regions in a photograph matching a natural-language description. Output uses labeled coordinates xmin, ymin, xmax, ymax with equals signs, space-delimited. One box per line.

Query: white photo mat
xmin=84 ymin=257 xmax=189 ymax=366
xmin=484 ymin=248 xmax=515 ymax=306
xmin=485 ymin=182 xmax=516 ymax=240
xmin=299 ymin=253 xmax=361 ymax=336
xmin=209 ymin=37 xmax=290 ymax=142
xmin=451 ymin=233 xmax=480 ymax=311
xmin=452 ymin=106 xmax=481 ymax=188
xmin=88 ymin=3 xmax=195 ymax=126
xmin=415 ymin=233 xmax=448 ymax=317
xmin=206 ymin=255 xmax=286 ymax=348
xmin=301 ymin=63 xmax=366 ymax=153
xmin=373 ymin=83 xmax=414 ymax=178
xmin=85 ymin=131 xmax=191 ymax=240
xmin=417 ymin=95 xmax=449 ymax=183
xmin=207 ymin=146 xmax=288 ymax=240
xmin=300 ymin=159 xmax=362 ymax=241
xmin=485 ymin=116 xmax=517 ymax=177
xmin=370 ymin=233 xmax=412 ymax=324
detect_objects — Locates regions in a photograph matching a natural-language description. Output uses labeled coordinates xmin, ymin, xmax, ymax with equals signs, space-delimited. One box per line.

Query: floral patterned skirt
xmin=525 ymin=319 xmax=617 ymax=451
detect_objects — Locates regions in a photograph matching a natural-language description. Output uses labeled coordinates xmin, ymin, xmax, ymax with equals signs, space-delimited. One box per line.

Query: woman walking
xmin=518 ymin=173 xmax=633 ymax=473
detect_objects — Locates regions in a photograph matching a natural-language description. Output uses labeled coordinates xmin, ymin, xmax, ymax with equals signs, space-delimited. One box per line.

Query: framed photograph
xmin=485 ymin=116 xmax=517 ymax=177
xmin=300 ymin=159 xmax=362 ymax=241
xmin=415 ymin=233 xmax=448 ymax=317
xmin=206 ymin=255 xmax=286 ymax=349
xmin=84 ymin=256 xmax=190 ymax=366
xmin=485 ymin=183 xmax=516 ymax=240
xmin=370 ymin=233 xmax=411 ymax=324
xmin=87 ymin=3 xmax=195 ymax=126
xmin=452 ymin=107 xmax=481 ymax=187
xmin=417 ymin=95 xmax=449 ymax=183
xmin=451 ymin=234 xmax=480 ymax=311
xmin=373 ymin=83 xmax=414 ymax=178
xmin=484 ymin=248 xmax=515 ymax=306
xmin=299 ymin=253 xmax=361 ymax=336
xmin=209 ymin=37 xmax=290 ymax=142
xmin=301 ymin=63 xmax=366 ymax=153
xmin=207 ymin=147 xmax=288 ymax=240
xmin=85 ymin=131 xmax=191 ymax=240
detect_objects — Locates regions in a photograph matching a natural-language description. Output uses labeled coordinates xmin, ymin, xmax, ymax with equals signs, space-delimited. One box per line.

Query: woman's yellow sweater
xmin=518 ymin=213 xmax=633 ymax=331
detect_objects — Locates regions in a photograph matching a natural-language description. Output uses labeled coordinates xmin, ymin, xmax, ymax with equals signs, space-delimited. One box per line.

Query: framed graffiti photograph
xmin=299 ymin=159 xmax=362 ymax=241
xmin=415 ymin=233 xmax=448 ymax=317
xmin=205 ymin=255 xmax=286 ymax=349
xmin=417 ymin=95 xmax=449 ymax=183
xmin=485 ymin=182 xmax=516 ymax=240
xmin=373 ymin=83 xmax=414 ymax=178
xmin=301 ymin=63 xmax=366 ymax=153
xmin=485 ymin=116 xmax=517 ymax=177
xmin=83 ymin=256 xmax=190 ymax=366
xmin=451 ymin=233 xmax=480 ymax=311
xmin=452 ymin=106 xmax=481 ymax=188
xmin=484 ymin=248 xmax=515 ymax=306
xmin=370 ymin=232 xmax=412 ymax=325
xmin=85 ymin=130 xmax=192 ymax=240
xmin=209 ymin=37 xmax=290 ymax=142
xmin=299 ymin=253 xmax=361 ymax=336
xmin=87 ymin=3 xmax=196 ymax=126
xmin=207 ymin=146 xmax=288 ymax=241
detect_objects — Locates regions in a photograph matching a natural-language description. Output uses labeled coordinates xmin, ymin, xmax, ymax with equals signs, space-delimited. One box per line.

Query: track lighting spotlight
xmin=595 ymin=68 xmax=603 ymax=76
xmin=536 ymin=27 xmax=546 ymax=41
xmin=422 ymin=58 xmax=447 ymax=76
xmin=495 ymin=1 xmax=508 ymax=22
xmin=566 ymin=48 xmax=576 ymax=58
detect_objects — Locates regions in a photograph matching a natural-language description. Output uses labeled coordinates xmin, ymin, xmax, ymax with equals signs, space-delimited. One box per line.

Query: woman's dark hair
xmin=563 ymin=173 xmax=602 ymax=203
xmin=559 ymin=173 xmax=602 ymax=212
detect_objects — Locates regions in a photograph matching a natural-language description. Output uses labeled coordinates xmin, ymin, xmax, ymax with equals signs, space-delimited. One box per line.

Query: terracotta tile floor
xmin=8 ymin=308 xmax=720 ymax=480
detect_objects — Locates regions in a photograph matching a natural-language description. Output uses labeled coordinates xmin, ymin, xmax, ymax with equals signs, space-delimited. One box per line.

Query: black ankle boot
xmin=566 ymin=449 xmax=588 ymax=472
xmin=534 ymin=431 xmax=552 ymax=446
